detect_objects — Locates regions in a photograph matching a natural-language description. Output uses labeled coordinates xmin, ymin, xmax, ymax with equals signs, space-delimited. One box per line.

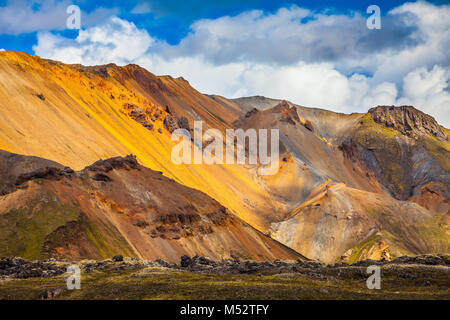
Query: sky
xmin=0 ymin=0 xmax=449 ymax=127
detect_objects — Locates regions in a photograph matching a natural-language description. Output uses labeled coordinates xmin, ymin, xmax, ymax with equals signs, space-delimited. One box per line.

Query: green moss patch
xmin=421 ymin=135 xmax=450 ymax=171
xmin=0 ymin=197 xmax=80 ymax=260
xmin=346 ymin=234 xmax=383 ymax=264
xmin=354 ymin=114 xmax=409 ymax=198
xmin=362 ymin=206 xmax=450 ymax=257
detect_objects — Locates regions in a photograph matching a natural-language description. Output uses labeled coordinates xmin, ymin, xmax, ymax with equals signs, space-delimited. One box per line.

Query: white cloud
xmin=131 ymin=3 xmax=153 ymax=15
xmin=32 ymin=2 xmax=450 ymax=128
xmin=397 ymin=65 xmax=450 ymax=124
xmin=0 ymin=49 xmax=5 ymax=51
xmin=366 ymin=2 xmax=450 ymax=85
xmin=0 ymin=0 xmax=118 ymax=35
xmin=158 ymin=5 xmax=420 ymax=67
xmin=34 ymin=17 xmax=155 ymax=66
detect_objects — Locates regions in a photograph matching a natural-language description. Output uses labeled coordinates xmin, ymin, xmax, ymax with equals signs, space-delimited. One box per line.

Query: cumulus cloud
xmin=32 ymin=1 xmax=450 ymax=127
xmin=163 ymin=6 xmax=420 ymax=67
xmin=0 ymin=0 xmax=118 ymax=35
xmin=397 ymin=65 xmax=450 ymax=124
xmin=0 ymin=49 xmax=5 ymax=51
xmin=34 ymin=17 xmax=155 ymax=65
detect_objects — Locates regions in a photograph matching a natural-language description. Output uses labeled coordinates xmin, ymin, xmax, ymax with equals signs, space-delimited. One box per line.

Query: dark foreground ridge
xmin=1 ymin=254 xmax=449 ymax=279
xmin=1 ymin=254 xmax=449 ymax=300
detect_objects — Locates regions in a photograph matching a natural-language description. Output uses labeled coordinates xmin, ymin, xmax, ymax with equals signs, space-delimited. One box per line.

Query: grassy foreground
xmin=1 ymin=264 xmax=449 ymax=300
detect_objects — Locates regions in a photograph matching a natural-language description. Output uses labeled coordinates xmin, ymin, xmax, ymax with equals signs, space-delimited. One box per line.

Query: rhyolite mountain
xmin=0 ymin=51 xmax=448 ymax=263
xmin=231 ymin=100 xmax=449 ymax=262
xmin=0 ymin=150 xmax=302 ymax=262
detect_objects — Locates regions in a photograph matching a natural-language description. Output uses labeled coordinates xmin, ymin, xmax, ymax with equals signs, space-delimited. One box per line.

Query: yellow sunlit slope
xmin=0 ymin=51 xmax=287 ymax=231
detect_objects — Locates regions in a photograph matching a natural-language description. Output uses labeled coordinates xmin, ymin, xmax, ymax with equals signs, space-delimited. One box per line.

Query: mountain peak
xmin=85 ymin=155 xmax=140 ymax=173
xmin=368 ymin=105 xmax=447 ymax=141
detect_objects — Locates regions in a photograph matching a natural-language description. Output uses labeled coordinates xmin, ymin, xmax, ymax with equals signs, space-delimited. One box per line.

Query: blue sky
xmin=0 ymin=0 xmax=444 ymax=52
xmin=0 ymin=1 xmax=449 ymax=126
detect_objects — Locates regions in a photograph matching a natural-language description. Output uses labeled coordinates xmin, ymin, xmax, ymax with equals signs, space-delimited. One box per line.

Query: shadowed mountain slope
xmin=0 ymin=150 xmax=303 ymax=262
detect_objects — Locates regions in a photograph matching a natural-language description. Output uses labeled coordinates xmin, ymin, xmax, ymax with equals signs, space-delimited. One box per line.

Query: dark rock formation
xmin=0 ymin=257 xmax=65 ymax=279
xmin=15 ymin=166 xmax=73 ymax=185
xmin=92 ymin=173 xmax=112 ymax=182
xmin=35 ymin=93 xmax=45 ymax=101
xmin=304 ymin=120 xmax=314 ymax=132
xmin=0 ymin=151 xmax=73 ymax=195
xmin=369 ymin=105 xmax=447 ymax=141
xmin=112 ymin=255 xmax=124 ymax=262
xmin=245 ymin=108 xmax=259 ymax=118
xmin=0 ymin=150 xmax=67 ymax=195
xmin=177 ymin=116 xmax=190 ymax=131
xmin=134 ymin=219 xmax=149 ymax=228
xmin=85 ymin=155 xmax=140 ymax=173
xmin=1 ymin=254 xmax=447 ymax=281
xmin=276 ymin=101 xmax=301 ymax=125
xmin=165 ymin=105 xmax=174 ymax=115
xmin=164 ymin=115 xmax=179 ymax=133
xmin=128 ymin=106 xmax=154 ymax=131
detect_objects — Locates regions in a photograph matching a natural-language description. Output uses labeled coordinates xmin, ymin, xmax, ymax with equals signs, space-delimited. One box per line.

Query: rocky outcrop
xmin=129 ymin=107 xmax=154 ymax=130
xmin=35 ymin=93 xmax=45 ymax=101
xmin=177 ymin=116 xmax=190 ymax=131
xmin=275 ymin=101 xmax=301 ymax=125
xmin=0 ymin=150 xmax=71 ymax=195
xmin=0 ymin=257 xmax=66 ymax=279
xmin=369 ymin=105 xmax=447 ymax=141
xmin=179 ymin=255 xmax=315 ymax=274
xmin=15 ymin=166 xmax=74 ymax=185
xmin=340 ymin=107 xmax=450 ymax=205
xmin=85 ymin=155 xmax=140 ymax=173
xmin=303 ymin=120 xmax=314 ymax=132
xmin=245 ymin=108 xmax=259 ymax=118
xmin=163 ymin=115 xmax=179 ymax=133
xmin=1 ymin=254 xmax=447 ymax=281
xmin=124 ymin=103 xmax=156 ymax=131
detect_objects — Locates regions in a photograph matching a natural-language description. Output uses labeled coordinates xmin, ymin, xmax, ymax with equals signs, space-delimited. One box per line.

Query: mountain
xmin=0 ymin=50 xmax=289 ymax=234
xmin=0 ymin=150 xmax=302 ymax=262
xmin=232 ymin=97 xmax=449 ymax=212
xmin=0 ymin=51 xmax=448 ymax=263
xmin=232 ymin=100 xmax=449 ymax=263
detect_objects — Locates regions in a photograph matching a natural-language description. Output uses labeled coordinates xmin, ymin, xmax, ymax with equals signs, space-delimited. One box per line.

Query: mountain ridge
xmin=0 ymin=51 xmax=448 ymax=263
xmin=0 ymin=149 xmax=304 ymax=262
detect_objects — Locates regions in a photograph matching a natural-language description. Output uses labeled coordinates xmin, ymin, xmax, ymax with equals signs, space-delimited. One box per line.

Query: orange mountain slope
xmin=0 ymin=51 xmax=289 ymax=233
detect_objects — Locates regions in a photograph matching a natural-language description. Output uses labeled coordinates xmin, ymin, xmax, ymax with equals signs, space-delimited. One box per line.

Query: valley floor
xmin=0 ymin=256 xmax=449 ymax=300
